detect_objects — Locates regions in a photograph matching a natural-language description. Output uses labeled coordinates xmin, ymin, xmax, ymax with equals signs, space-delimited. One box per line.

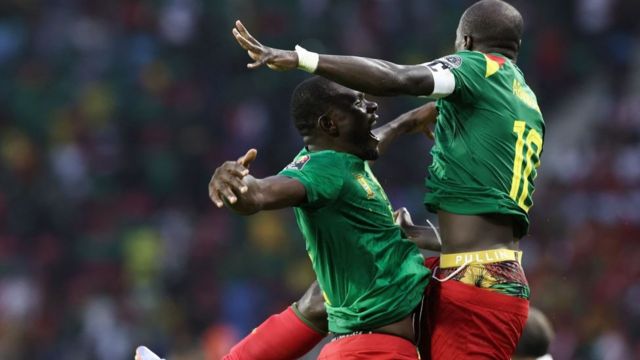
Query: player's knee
xmin=513 ymin=307 xmax=554 ymax=359
xmin=296 ymin=281 xmax=328 ymax=331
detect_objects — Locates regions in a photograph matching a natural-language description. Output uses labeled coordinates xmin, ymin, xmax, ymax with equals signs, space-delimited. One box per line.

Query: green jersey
xmin=279 ymin=148 xmax=430 ymax=333
xmin=423 ymin=50 xmax=545 ymax=237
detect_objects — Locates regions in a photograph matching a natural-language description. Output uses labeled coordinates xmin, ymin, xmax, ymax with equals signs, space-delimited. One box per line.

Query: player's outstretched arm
xmin=373 ymin=102 xmax=438 ymax=156
xmin=209 ymin=149 xmax=306 ymax=215
xmin=394 ymin=207 xmax=442 ymax=252
xmin=232 ymin=20 xmax=434 ymax=96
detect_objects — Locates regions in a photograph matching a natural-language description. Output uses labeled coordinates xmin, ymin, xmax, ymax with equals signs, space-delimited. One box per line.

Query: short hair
xmin=290 ymin=77 xmax=343 ymax=136
xmin=459 ymin=0 xmax=523 ymax=55
xmin=514 ymin=307 xmax=554 ymax=357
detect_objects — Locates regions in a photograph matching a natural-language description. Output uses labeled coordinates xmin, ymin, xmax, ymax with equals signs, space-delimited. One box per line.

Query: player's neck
xmin=474 ymin=45 xmax=518 ymax=62
xmin=305 ymin=139 xmax=362 ymax=159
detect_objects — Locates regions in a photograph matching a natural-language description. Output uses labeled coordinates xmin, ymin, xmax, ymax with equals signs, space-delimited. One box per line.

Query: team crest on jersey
xmin=285 ymin=155 xmax=310 ymax=170
xmin=354 ymin=174 xmax=375 ymax=199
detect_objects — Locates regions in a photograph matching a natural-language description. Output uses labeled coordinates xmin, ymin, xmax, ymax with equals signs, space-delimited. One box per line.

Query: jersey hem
xmin=327 ymin=276 xmax=429 ymax=334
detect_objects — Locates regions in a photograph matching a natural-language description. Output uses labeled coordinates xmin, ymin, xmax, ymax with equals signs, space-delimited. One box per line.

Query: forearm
xmin=373 ymin=102 xmax=437 ymax=155
xmin=232 ymin=22 xmax=434 ymax=95
xmin=225 ymin=175 xmax=264 ymax=215
xmin=315 ymin=55 xmax=433 ymax=96
xmin=374 ymin=110 xmax=421 ymax=156
xmin=403 ymin=225 xmax=441 ymax=252
xmin=223 ymin=175 xmax=306 ymax=215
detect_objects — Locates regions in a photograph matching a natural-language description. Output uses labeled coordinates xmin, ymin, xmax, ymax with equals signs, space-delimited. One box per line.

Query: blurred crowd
xmin=0 ymin=0 xmax=638 ymax=359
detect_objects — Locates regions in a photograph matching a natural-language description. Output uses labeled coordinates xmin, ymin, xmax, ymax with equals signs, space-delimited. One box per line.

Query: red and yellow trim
xmin=484 ymin=53 xmax=506 ymax=78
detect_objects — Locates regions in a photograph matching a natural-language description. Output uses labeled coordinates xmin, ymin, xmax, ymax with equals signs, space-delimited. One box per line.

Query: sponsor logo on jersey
xmin=285 ymin=155 xmax=310 ymax=170
xmin=443 ymin=55 xmax=462 ymax=68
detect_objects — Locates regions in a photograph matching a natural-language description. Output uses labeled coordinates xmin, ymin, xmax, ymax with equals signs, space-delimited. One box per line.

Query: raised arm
xmin=315 ymin=55 xmax=432 ymax=96
xmin=232 ymin=21 xmax=435 ymax=96
xmin=373 ymin=102 xmax=438 ymax=156
xmin=209 ymin=149 xmax=306 ymax=215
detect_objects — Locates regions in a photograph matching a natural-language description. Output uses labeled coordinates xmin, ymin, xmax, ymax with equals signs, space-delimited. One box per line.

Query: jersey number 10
xmin=509 ymin=120 xmax=543 ymax=212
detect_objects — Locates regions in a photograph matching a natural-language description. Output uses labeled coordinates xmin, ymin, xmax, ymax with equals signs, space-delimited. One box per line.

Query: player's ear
xmin=463 ymin=35 xmax=473 ymax=50
xmin=318 ymin=112 xmax=339 ymax=136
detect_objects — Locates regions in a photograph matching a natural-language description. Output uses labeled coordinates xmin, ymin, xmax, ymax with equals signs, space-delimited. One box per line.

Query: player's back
xmin=425 ymin=50 xmax=545 ymax=238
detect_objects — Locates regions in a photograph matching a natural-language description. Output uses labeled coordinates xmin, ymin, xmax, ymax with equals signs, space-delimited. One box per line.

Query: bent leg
xmin=223 ymin=281 xmax=327 ymax=360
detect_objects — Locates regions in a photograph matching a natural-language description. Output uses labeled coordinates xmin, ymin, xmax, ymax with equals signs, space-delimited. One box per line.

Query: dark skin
xmin=513 ymin=307 xmax=554 ymax=359
xmin=231 ymin=19 xmax=520 ymax=253
xmin=209 ymin=85 xmax=440 ymax=340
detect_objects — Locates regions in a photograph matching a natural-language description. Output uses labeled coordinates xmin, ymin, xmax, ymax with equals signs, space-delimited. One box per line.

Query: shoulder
xmin=422 ymin=53 xmax=466 ymax=75
xmin=279 ymin=150 xmax=351 ymax=207
xmin=283 ymin=153 xmax=314 ymax=171
xmin=448 ymin=51 xmax=510 ymax=78
xmin=430 ymin=51 xmax=483 ymax=67
xmin=284 ymin=150 xmax=347 ymax=170
xmin=280 ymin=150 xmax=352 ymax=182
xmin=423 ymin=51 xmax=486 ymax=100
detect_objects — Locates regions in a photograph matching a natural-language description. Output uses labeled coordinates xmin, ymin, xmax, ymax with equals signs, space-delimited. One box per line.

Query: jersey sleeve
xmin=278 ymin=152 xmax=345 ymax=209
xmin=420 ymin=51 xmax=487 ymax=102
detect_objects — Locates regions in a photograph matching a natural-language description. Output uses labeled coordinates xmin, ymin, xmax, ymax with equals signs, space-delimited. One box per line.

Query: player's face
xmin=333 ymin=89 xmax=379 ymax=160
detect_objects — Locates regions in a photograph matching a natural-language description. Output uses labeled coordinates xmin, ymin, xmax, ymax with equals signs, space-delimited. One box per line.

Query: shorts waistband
xmin=440 ymin=249 xmax=522 ymax=269
xmin=332 ymin=330 xmax=416 ymax=344
xmin=331 ymin=331 xmax=374 ymax=342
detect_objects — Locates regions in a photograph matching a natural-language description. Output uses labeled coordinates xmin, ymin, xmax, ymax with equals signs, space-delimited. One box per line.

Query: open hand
xmin=209 ymin=149 xmax=257 ymax=208
xmin=232 ymin=20 xmax=298 ymax=71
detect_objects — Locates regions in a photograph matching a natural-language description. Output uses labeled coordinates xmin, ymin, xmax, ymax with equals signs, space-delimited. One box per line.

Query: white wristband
xmin=295 ymin=45 xmax=319 ymax=73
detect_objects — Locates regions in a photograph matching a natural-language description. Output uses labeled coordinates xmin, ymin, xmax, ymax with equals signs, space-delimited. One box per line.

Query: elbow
xmin=228 ymin=197 xmax=263 ymax=216
xmin=377 ymin=70 xmax=413 ymax=96
xmin=393 ymin=68 xmax=434 ymax=96
xmin=231 ymin=206 xmax=260 ymax=216
xmin=367 ymin=65 xmax=415 ymax=96
xmin=232 ymin=209 xmax=255 ymax=216
xmin=420 ymin=240 xmax=442 ymax=252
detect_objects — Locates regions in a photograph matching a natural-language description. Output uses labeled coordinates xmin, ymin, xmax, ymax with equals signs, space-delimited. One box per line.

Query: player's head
xmin=513 ymin=307 xmax=554 ymax=360
xmin=455 ymin=0 xmax=524 ymax=60
xmin=290 ymin=76 xmax=380 ymax=160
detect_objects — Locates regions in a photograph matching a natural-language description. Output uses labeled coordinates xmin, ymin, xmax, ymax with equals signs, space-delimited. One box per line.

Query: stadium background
xmin=0 ymin=0 xmax=638 ymax=359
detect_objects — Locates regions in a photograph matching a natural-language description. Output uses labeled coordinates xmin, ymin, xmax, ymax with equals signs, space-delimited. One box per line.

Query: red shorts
xmin=419 ymin=257 xmax=529 ymax=360
xmin=318 ymin=333 xmax=419 ymax=360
